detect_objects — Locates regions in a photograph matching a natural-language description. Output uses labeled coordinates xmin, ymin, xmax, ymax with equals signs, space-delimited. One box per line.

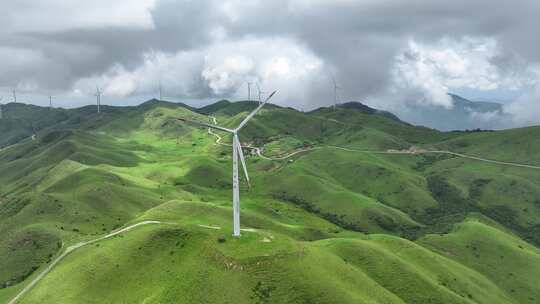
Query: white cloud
xmin=202 ymin=55 xmax=255 ymax=95
xmin=504 ymin=83 xmax=540 ymax=126
xmin=466 ymin=108 xmax=506 ymax=130
xmin=4 ymin=0 xmax=540 ymax=129
xmin=390 ymin=37 xmax=535 ymax=109
xmin=74 ymin=37 xmax=325 ymax=108
xmin=2 ymin=0 xmax=156 ymax=33
xmin=102 ymin=65 xmax=138 ymax=97
xmin=201 ymin=38 xmax=325 ymax=107
xmin=73 ymin=50 xmax=204 ymax=98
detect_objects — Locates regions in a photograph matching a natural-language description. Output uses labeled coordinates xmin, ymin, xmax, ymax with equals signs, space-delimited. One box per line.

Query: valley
xmin=1 ymin=100 xmax=539 ymax=303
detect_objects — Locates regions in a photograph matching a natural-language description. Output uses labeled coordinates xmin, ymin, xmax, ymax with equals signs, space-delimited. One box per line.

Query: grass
xmin=419 ymin=217 xmax=540 ymax=303
xmin=0 ymin=100 xmax=539 ymax=303
xmin=434 ymin=126 xmax=540 ymax=166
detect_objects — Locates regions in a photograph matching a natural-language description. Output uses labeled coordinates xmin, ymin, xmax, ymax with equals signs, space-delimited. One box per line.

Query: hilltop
xmin=0 ymin=99 xmax=539 ymax=303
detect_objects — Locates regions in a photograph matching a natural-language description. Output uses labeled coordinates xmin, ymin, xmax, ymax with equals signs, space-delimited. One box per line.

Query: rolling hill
xmin=0 ymin=99 xmax=539 ymax=304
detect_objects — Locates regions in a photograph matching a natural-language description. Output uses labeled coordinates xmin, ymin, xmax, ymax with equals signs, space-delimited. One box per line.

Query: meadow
xmin=0 ymin=99 xmax=539 ymax=303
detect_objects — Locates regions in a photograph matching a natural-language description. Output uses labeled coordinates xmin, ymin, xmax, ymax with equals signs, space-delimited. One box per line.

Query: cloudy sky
xmin=1 ymin=0 xmax=540 ymax=128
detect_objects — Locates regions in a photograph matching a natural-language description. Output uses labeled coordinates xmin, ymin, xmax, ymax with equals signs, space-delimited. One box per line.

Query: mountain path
xmin=8 ymin=221 xmax=163 ymax=304
xmin=0 ymin=138 xmax=28 ymax=153
xmin=207 ymin=116 xmax=540 ymax=170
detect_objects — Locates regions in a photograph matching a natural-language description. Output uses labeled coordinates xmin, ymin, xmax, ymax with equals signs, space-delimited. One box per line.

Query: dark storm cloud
xmin=0 ymin=0 xmax=223 ymax=91
xmin=2 ymin=0 xmax=538 ymax=89
xmin=214 ymin=0 xmax=540 ymax=100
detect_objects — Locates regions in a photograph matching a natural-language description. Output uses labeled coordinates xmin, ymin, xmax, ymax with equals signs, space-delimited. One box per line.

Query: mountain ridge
xmin=399 ymin=93 xmax=506 ymax=131
xmin=1 ymin=97 xmax=540 ymax=303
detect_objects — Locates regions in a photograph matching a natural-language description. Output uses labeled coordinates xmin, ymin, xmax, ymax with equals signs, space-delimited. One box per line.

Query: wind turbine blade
xmin=177 ymin=118 xmax=234 ymax=133
xmin=235 ymin=90 xmax=277 ymax=131
xmin=235 ymin=134 xmax=250 ymax=187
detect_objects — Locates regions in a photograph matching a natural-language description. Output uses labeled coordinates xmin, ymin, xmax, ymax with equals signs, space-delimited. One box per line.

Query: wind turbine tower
xmin=95 ymin=86 xmax=102 ymax=113
xmin=12 ymin=90 xmax=17 ymax=103
xmin=179 ymin=91 xmax=277 ymax=237
xmin=332 ymin=77 xmax=341 ymax=109
xmin=247 ymin=82 xmax=253 ymax=101
xmin=49 ymin=96 xmax=53 ymax=109
xmin=159 ymin=80 xmax=163 ymax=101
xmin=256 ymin=83 xmax=265 ymax=105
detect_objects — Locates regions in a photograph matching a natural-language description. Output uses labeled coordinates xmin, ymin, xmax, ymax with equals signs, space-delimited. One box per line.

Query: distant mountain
xmin=196 ymin=100 xmax=282 ymax=116
xmin=309 ymin=101 xmax=404 ymax=124
xmin=397 ymin=94 xmax=506 ymax=131
xmin=450 ymin=93 xmax=502 ymax=111
xmin=338 ymin=101 xmax=404 ymax=123
xmin=196 ymin=99 xmax=231 ymax=115
xmin=139 ymin=98 xmax=196 ymax=111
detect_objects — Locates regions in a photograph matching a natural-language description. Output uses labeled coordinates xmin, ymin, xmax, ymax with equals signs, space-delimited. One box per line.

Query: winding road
xmin=0 ymin=136 xmax=36 ymax=153
xmin=8 ymin=221 xmax=163 ymax=304
xmin=7 ymin=115 xmax=540 ymax=304
xmin=207 ymin=116 xmax=540 ymax=170
xmin=0 ymin=141 xmax=21 ymax=153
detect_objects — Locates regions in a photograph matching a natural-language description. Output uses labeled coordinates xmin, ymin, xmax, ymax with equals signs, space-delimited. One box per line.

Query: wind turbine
xmin=179 ymin=90 xmax=277 ymax=237
xmin=49 ymin=95 xmax=53 ymax=109
xmin=12 ymin=89 xmax=17 ymax=103
xmin=94 ymin=86 xmax=101 ymax=113
xmin=247 ymin=82 xmax=253 ymax=101
xmin=256 ymin=83 xmax=265 ymax=105
xmin=159 ymin=80 xmax=163 ymax=101
xmin=332 ymin=77 xmax=341 ymax=109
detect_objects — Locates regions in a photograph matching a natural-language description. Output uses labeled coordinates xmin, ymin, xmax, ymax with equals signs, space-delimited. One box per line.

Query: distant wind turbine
xmin=159 ymin=80 xmax=163 ymax=101
xmin=12 ymin=89 xmax=17 ymax=103
xmin=332 ymin=77 xmax=341 ymax=109
xmin=247 ymin=82 xmax=253 ymax=101
xmin=179 ymin=90 xmax=277 ymax=237
xmin=94 ymin=86 xmax=102 ymax=113
xmin=49 ymin=95 xmax=53 ymax=109
xmin=256 ymin=83 xmax=266 ymax=105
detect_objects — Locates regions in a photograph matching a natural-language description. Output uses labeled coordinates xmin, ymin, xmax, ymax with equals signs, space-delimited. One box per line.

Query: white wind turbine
xmin=159 ymin=80 xmax=163 ymax=101
xmin=256 ymin=83 xmax=266 ymax=105
xmin=332 ymin=77 xmax=341 ymax=109
xmin=94 ymin=86 xmax=102 ymax=113
xmin=179 ymin=90 xmax=277 ymax=237
xmin=247 ymin=82 xmax=253 ymax=101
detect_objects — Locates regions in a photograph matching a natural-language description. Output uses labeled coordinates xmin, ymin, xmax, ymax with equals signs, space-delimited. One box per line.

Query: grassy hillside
xmin=0 ymin=100 xmax=539 ymax=303
xmin=435 ymin=126 xmax=540 ymax=165
xmin=419 ymin=217 xmax=540 ymax=303
xmin=0 ymin=103 xmax=68 ymax=148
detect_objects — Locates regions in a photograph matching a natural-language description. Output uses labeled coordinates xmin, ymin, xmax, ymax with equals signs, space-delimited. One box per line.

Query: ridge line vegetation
xmin=1 ymin=99 xmax=539 ymax=303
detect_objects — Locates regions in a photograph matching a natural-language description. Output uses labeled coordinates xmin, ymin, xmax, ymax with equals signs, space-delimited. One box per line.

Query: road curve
xmin=7 ymin=118 xmax=540 ymax=303
xmin=423 ymin=150 xmax=540 ymax=170
xmin=0 ymin=140 xmax=25 ymax=153
xmin=207 ymin=116 xmax=540 ymax=170
xmin=8 ymin=221 xmax=163 ymax=304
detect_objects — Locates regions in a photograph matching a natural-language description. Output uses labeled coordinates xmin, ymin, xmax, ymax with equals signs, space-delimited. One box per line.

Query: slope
xmin=1 ymin=99 xmax=539 ymax=304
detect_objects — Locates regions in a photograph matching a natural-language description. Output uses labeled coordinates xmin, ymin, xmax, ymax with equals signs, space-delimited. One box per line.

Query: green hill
xmin=435 ymin=126 xmax=540 ymax=165
xmin=0 ymin=100 xmax=539 ymax=303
